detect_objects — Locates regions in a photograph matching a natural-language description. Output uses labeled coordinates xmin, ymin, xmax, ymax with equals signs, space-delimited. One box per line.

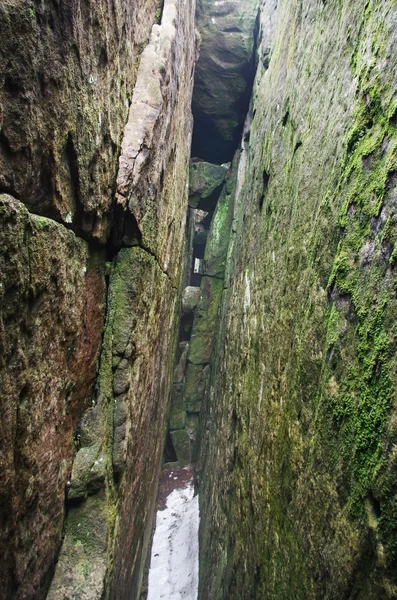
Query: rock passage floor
xmin=147 ymin=466 xmax=199 ymax=600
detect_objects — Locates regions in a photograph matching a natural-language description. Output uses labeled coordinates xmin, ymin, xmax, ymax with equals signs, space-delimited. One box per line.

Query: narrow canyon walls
xmin=198 ymin=1 xmax=397 ymax=598
xmin=3 ymin=0 xmax=397 ymax=599
xmin=49 ymin=1 xmax=197 ymax=598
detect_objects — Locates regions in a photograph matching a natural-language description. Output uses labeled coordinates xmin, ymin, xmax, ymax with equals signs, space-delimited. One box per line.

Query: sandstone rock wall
xmin=198 ymin=1 xmax=397 ymax=598
xmin=0 ymin=0 xmax=156 ymax=242
xmin=0 ymin=195 xmax=105 ymax=600
xmin=0 ymin=0 xmax=196 ymax=598
xmin=48 ymin=1 xmax=197 ymax=598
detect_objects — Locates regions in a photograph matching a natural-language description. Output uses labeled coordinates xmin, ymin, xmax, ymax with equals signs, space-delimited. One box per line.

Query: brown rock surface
xmin=0 ymin=0 xmax=157 ymax=242
xmin=49 ymin=1 xmax=197 ymax=598
xmin=0 ymin=194 xmax=105 ymax=600
xmin=111 ymin=2 xmax=197 ymax=593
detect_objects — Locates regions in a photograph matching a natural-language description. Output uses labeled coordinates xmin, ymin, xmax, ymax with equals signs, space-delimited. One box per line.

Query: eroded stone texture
xmin=174 ymin=342 xmax=190 ymax=384
xmin=0 ymin=0 xmax=157 ymax=242
xmin=49 ymin=1 xmax=197 ymax=597
xmin=115 ymin=0 xmax=199 ymax=274
xmin=169 ymin=383 xmax=186 ymax=431
xmin=49 ymin=247 xmax=179 ymax=600
xmin=188 ymin=277 xmax=224 ymax=366
xmin=188 ymin=160 xmax=227 ymax=211
xmin=199 ymin=1 xmax=397 ymax=598
xmin=192 ymin=0 xmax=259 ymax=162
xmin=0 ymin=194 xmax=105 ymax=600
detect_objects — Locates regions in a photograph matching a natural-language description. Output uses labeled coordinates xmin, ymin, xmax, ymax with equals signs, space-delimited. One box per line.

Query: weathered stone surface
xmin=182 ymin=286 xmax=201 ymax=314
xmin=47 ymin=493 xmax=108 ymax=600
xmin=182 ymin=157 xmax=238 ymax=453
xmin=174 ymin=342 xmax=189 ymax=383
xmin=188 ymin=277 xmax=224 ymax=365
xmin=0 ymin=194 xmax=105 ymax=600
xmin=188 ymin=160 xmax=227 ymax=211
xmin=0 ymin=0 xmax=157 ymax=242
xmin=51 ymin=1 xmax=197 ymax=598
xmin=199 ymin=2 xmax=397 ymax=599
xmin=115 ymin=0 xmax=198 ymax=277
xmin=185 ymin=364 xmax=210 ymax=413
xmin=192 ymin=0 xmax=259 ymax=163
xmin=50 ymin=245 xmax=179 ymax=599
xmin=170 ymin=429 xmax=192 ymax=465
xmin=170 ymin=384 xmax=186 ymax=431
xmin=186 ymin=413 xmax=200 ymax=441
xmin=203 ymin=172 xmax=236 ymax=278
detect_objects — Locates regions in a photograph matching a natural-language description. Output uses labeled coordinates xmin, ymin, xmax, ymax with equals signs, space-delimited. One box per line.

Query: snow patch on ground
xmin=147 ymin=480 xmax=199 ymax=600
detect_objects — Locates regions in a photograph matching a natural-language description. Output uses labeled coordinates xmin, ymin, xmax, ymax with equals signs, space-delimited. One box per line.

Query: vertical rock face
xmin=199 ymin=1 xmax=397 ymax=598
xmin=0 ymin=0 xmax=156 ymax=242
xmin=191 ymin=0 xmax=259 ymax=163
xmin=0 ymin=0 xmax=196 ymax=598
xmin=48 ymin=1 xmax=197 ymax=598
xmin=0 ymin=195 xmax=105 ymax=600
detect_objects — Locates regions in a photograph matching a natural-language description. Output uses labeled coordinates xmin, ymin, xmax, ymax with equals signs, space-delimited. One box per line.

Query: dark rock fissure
xmin=165 ymin=0 xmax=261 ymax=466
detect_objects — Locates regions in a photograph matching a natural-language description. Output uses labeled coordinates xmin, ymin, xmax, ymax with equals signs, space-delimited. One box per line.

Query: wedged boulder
xmin=68 ymin=444 xmax=106 ymax=500
xmin=192 ymin=0 xmax=259 ymax=163
xmin=188 ymin=160 xmax=227 ymax=211
xmin=182 ymin=286 xmax=201 ymax=314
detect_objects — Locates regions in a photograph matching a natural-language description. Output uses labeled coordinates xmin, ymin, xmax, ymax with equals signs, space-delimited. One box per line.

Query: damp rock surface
xmin=0 ymin=0 xmax=157 ymax=242
xmin=0 ymin=194 xmax=105 ymax=600
xmin=198 ymin=1 xmax=397 ymax=598
xmin=48 ymin=1 xmax=198 ymax=599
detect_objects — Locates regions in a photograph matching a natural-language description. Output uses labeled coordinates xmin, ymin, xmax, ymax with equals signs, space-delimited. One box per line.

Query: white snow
xmin=147 ymin=481 xmax=199 ymax=600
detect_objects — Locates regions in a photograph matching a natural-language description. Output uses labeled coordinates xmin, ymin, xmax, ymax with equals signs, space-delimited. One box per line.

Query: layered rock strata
xmin=198 ymin=1 xmax=397 ymax=598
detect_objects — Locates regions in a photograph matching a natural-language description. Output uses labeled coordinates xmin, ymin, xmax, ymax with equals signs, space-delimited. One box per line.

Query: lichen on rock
xmin=197 ymin=1 xmax=397 ymax=598
xmin=0 ymin=194 xmax=105 ymax=600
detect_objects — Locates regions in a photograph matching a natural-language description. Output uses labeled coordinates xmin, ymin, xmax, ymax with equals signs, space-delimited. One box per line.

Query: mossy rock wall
xmin=199 ymin=1 xmax=397 ymax=598
xmin=49 ymin=1 xmax=197 ymax=598
xmin=0 ymin=0 xmax=157 ymax=242
xmin=0 ymin=195 xmax=105 ymax=600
